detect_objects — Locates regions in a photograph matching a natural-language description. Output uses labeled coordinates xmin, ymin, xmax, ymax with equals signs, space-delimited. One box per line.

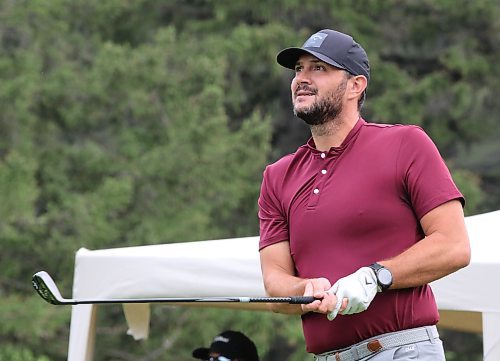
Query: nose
xmin=294 ymin=70 xmax=311 ymax=84
xmin=292 ymin=72 xmax=311 ymax=93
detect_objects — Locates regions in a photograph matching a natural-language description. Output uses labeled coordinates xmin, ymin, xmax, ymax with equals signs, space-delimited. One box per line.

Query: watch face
xmin=378 ymin=268 xmax=392 ymax=286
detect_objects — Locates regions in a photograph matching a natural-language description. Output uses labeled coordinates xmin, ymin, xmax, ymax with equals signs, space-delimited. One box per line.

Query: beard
xmin=293 ymin=78 xmax=347 ymax=126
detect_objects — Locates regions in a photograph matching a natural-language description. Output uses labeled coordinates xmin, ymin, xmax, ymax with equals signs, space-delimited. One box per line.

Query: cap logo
xmin=303 ymin=32 xmax=327 ymax=48
xmin=213 ymin=336 xmax=230 ymax=343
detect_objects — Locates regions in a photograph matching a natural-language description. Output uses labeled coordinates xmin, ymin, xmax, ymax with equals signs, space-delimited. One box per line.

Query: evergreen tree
xmin=0 ymin=0 xmax=495 ymax=359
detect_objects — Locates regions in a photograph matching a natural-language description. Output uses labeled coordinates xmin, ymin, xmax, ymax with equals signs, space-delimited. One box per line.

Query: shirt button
xmin=320 ymin=153 xmax=326 ymax=159
xmin=313 ymin=188 xmax=320 ymax=194
xmin=321 ymin=169 xmax=327 ymax=174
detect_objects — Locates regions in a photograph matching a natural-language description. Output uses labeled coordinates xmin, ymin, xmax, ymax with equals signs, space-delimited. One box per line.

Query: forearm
xmin=382 ymin=233 xmax=470 ymax=288
xmin=263 ymin=271 xmax=309 ymax=314
xmin=260 ymin=241 xmax=314 ymax=314
xmin=382 ymin=200 xmax=470 ymax=289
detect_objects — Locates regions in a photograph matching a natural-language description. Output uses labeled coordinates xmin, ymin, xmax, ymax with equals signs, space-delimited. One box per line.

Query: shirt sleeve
xmin=258 ymin=166 xmax=289 ymax=250
xmin=397 ymin=126 xmax=465 ymax=220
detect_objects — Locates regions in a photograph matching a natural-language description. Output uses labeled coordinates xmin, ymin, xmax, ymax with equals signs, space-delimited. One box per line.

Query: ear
xmin=347 ymin=75 xmax=368 ymax=101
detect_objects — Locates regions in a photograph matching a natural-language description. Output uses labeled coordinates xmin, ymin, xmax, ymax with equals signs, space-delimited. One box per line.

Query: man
xmin=258 ymin=29 xmax=470 ymax=360
xmin=192 ymin=330 xmax=260 ymax=361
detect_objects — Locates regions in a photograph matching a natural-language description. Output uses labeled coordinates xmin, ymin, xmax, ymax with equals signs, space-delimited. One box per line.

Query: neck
xmin=310 ymin=112 xmax=359 ymax=151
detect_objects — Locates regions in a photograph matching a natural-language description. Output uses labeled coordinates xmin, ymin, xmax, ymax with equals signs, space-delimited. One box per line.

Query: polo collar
xmin=306 ymin=117 xmax=365 ymax=155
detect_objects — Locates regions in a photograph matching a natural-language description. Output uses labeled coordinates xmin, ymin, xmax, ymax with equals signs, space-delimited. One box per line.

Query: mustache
xmin=294 ymin=84 xmax=317 ymax=96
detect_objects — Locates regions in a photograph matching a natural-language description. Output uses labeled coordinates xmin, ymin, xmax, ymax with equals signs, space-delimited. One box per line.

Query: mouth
xmin=294 ymin=93 xmax=315 ymax=104
xmin=294 ymin=87 xmax=317 ymax=100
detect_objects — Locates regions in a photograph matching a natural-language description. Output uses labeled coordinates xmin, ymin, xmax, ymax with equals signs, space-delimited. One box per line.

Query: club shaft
xmin=62 ymin=296 xmax=315 ymax=305
xmin=32 ymin=271 xmax=317 ymax=305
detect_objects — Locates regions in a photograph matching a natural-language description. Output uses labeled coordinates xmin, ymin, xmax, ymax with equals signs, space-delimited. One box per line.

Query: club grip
xmin=289 ymin=296 xmax=316 ymax=304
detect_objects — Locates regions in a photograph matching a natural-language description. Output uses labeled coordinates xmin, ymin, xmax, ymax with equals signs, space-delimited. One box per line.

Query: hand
xmin=327 ymin=267 xmax=378 ymax=320
xmin=301 ymin=277 xmax=336 ymax=315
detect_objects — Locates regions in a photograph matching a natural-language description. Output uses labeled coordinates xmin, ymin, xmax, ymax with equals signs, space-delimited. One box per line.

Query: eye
xmin=314 ymin=64 xmax=326 ymax=71
xmin=294 ymin=65 xmax=303 ymax=73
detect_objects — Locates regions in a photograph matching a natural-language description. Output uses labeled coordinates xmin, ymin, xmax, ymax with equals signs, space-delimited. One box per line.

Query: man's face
xmin=291 ymin=54 xmax=349 ymax=126
xmin=207 ymin=353 xmax=234 ymax=361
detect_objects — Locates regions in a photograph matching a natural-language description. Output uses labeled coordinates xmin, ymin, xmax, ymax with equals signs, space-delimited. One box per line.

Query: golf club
xmin=32 ymin=271 xmax=317 ymax=306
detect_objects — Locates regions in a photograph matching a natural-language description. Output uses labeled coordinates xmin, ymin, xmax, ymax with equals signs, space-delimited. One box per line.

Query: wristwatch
xmin=368 ymin=263 xmax=393 ymax=291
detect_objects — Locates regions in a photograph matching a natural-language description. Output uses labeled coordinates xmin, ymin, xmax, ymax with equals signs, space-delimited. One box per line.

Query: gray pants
xmin=360 ymin=339 xmax=445 ymax=360
xmin=314 ymin=326 xmax=445 ymax=361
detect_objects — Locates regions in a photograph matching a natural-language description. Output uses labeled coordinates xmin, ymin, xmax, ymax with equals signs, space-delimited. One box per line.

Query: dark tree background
xmin=1 ymin=0 xmax=497 ymax=360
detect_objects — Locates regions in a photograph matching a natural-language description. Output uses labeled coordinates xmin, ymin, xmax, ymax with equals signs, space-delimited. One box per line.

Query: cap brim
xmin=192 ymin=347 xmax=210 ymax=359
xmin=276 ymin=47 xmax=346 ymax=71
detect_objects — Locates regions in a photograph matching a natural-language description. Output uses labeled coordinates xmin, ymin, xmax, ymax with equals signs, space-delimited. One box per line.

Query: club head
xmin=32 ymin=271 xmax=72 ymax=305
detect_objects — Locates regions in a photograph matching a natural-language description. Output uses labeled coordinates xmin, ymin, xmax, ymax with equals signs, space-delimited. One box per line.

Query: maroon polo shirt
xmin=258 ymin=118 xmax=464 ymax=354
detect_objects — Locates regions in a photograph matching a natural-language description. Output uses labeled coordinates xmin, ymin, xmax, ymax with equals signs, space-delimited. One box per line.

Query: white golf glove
xmin=327 ymin=267 xmax=378 ymax=321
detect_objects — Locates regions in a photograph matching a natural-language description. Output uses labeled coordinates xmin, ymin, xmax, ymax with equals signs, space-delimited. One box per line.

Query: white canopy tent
xmin=66 ymin=210 xmax=500 ymax=361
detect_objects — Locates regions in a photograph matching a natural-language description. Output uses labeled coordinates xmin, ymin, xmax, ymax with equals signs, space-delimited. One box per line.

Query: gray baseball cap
xmin=277 ymin=29 xmax=370 ymax=81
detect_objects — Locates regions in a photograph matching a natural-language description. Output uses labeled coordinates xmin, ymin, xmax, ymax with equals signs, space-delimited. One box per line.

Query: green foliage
xmin=0 ymin=151 xmax=38 ymax=222
xmin=441 ymin=329 xmax=483 ymax=361
xmin=0 ymin=346 xmax=51 ymax=361
xmin=0 ymin=0 xmax=496 ymax=359
xmin=0 ymin=295 xmax=70 ymax=359
xmin=450 ymin=168 xmax=484 ymax=216
xmin=364 ymin=0 xmax=500 ymax=155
